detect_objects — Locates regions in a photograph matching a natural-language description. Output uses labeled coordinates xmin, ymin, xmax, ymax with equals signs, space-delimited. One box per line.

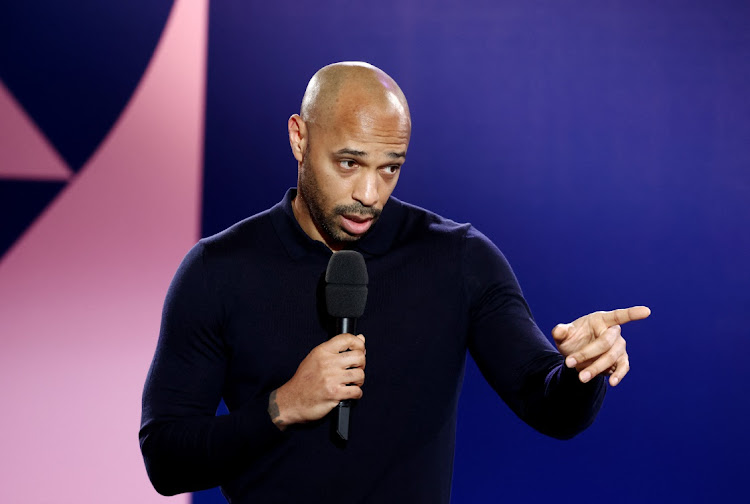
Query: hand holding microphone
xmin=269 ymin=333 xmax=366 ymax=429
xmin=268 ymin=251 xmax=368 ymax=439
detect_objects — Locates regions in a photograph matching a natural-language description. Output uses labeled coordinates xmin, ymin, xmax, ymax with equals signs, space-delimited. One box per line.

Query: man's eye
xmin=383 ymin=165 xmax=400 ymax=175
xmin=339 ymin=160 xmax=356 ymax=169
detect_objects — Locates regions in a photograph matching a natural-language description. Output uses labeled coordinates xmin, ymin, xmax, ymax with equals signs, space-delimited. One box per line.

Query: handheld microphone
xmin=325 ymin=250 xmax=368 ymax=441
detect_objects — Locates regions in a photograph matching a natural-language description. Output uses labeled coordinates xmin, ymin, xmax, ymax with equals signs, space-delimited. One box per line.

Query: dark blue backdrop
xmin=201 ymin=1 xmax=749 ymax=502
xmin=2 ymin=1 xmax=748 ymax=502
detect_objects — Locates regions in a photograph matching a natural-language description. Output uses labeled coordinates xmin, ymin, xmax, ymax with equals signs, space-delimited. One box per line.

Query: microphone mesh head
xmin=325 ymin=251 xmax=368 ymax=318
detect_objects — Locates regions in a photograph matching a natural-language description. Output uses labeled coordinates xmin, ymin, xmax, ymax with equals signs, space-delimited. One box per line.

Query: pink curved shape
xmin=0 ymin=81 xmax=73 ymax=181
xmin=0 ymin=0 xmax=206 ymax=502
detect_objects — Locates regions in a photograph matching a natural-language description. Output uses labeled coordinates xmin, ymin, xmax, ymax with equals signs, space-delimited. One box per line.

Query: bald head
xmin=300 ymin=62 xmax=410 ymax=132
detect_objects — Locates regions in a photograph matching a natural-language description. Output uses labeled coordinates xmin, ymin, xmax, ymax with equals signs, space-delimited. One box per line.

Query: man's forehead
xmin=330 ymin=94 xmax=398 ymax=118
xmin=325 ymin=121 xmax=410 ymax=150
xmin=331 ymin=105 xmax=410 ymax=136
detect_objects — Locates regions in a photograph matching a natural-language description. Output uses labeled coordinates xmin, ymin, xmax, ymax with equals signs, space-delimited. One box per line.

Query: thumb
xmin=551 ymin=323 xmax=570 ymax=342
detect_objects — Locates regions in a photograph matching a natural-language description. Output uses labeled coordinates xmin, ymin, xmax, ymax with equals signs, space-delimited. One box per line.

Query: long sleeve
xmin=463 ymin=226 xmax=606 ymax=439
xmin=139 ymin=242 xmax=285 ymax=495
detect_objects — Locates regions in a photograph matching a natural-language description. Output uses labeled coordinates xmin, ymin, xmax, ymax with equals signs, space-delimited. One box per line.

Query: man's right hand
xmin=268 ymin=333 xmax=366 ymax=430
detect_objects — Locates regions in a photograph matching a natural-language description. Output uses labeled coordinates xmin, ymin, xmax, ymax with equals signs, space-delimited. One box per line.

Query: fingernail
xmin=565 ymin=357 xmax=577 ymax=368
xmin=610 ymin=377 xmax=619 ymax=386
xmin=579 ymin=371 xmax=591 ymax=383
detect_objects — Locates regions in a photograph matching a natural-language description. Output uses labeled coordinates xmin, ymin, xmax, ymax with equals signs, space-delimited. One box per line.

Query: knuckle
xmin=618 ymin=343 xmax=627 ymax=358
xmin=588 ymin=347 xmax=604 ymax=360
xmin=608 ymin=328 xmax=619 ymax=343
xmin=598 ymin=329 xmax=617 ymax=346
xmin=607 ymin=355 xmax=619 ymax=370
xmin=608 ymin=333 xmax=620 ymax=348
xmin=325 ymin=380 xmax=339 ymax=398
xmin=614 ymin=358 xmax=629 ymax=377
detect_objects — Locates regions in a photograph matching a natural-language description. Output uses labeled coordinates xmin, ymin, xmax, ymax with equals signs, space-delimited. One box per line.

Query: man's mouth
xmin=340 ymin=214 xmax=374 ymax=235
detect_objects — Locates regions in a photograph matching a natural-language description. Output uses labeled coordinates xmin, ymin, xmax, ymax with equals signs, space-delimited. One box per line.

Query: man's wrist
xmin=267 ymin=389 xmax=289 ymax=431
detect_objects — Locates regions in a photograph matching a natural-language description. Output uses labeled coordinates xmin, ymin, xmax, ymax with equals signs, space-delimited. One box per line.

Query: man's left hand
xmin=552 ymin=306 xmax=651 ymax=387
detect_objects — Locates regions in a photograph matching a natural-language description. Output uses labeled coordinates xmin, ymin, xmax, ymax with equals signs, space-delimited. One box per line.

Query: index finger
xmin=601 ymin=306 xmax=651 ymax=327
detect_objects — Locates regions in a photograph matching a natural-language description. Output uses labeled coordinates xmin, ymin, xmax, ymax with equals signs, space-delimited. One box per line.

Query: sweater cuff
xmin=235 ymin=392 xmax=288 ymax=453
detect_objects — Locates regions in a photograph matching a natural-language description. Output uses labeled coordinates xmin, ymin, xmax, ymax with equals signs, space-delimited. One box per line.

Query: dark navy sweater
xmin=140 ymin=189 xmax=606 ymax=503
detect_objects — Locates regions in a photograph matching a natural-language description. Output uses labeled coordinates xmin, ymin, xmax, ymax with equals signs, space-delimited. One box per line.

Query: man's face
xmin=296 ymin=103 xmax=410 ymax=249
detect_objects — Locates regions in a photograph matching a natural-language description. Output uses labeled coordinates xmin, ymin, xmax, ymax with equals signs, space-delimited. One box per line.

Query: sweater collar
xmin=269 ymin=188 xmax=404 ymax=260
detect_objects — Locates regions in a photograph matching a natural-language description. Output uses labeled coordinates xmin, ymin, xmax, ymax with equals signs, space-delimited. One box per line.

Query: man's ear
xmin=288 ymin=114 xmax=307 ymax=162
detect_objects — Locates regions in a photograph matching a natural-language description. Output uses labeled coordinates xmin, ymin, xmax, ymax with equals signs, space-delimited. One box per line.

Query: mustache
xmin=333 ymin=202 xmax=382 ymax=219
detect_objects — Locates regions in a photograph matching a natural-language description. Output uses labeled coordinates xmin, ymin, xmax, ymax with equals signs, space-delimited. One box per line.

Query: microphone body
xmin=325 ymin=251 xmax=368 ymax=442
xmin=334 ymin=317 xmax=357 ymax=441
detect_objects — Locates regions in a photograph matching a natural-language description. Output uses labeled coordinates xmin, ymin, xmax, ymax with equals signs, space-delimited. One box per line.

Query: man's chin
xmin=332 ymin=228 xmax=364 ymax=243
xmin=328 ymin=225 xmax=374 ymax=247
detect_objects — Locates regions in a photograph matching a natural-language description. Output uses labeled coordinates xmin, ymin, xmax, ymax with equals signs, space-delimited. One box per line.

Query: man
xmin=140 ymin=62 xmax=649 ymax=502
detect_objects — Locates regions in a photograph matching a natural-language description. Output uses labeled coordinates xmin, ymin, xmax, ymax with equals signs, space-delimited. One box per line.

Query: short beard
xmin=298 ymin=154 xmax=381 ymax=247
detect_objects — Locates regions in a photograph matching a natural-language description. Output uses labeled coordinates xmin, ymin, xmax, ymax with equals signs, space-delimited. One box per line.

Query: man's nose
xmin=352 ymin=170 xmax=378 ymax=207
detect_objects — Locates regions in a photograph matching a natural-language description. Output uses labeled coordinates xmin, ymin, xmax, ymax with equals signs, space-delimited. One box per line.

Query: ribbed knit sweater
xmin=140 ymin=189 xmax=606 ymax=503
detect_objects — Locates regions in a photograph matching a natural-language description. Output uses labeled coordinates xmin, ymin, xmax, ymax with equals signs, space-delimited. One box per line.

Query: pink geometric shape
xmin=0 ymin=0 xmax=206 ymax=502
xmin=0 ymin=81 xmax=74 ymax=181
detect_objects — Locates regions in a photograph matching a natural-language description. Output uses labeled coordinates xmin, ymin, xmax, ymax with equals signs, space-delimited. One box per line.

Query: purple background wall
xmin=1 ymin=1 xmax=748 ymax=502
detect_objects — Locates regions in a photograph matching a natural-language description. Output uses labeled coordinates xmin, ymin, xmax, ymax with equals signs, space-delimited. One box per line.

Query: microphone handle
xmin=335 ymin=317 xmax=356 ymax=441
xmin=337 ymin=317 xmax=356 ymax=335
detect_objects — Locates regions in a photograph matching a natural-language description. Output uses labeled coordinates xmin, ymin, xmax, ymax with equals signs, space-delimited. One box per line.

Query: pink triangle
xmin=0 ymin=82 xmax=74 ymax=181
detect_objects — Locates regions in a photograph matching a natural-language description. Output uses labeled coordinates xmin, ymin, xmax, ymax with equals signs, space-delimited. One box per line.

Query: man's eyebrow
xmin=335 ymin=148 xmax=367 ymax=157
xmin=333 ymin=148 xmax=406 ymax=160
